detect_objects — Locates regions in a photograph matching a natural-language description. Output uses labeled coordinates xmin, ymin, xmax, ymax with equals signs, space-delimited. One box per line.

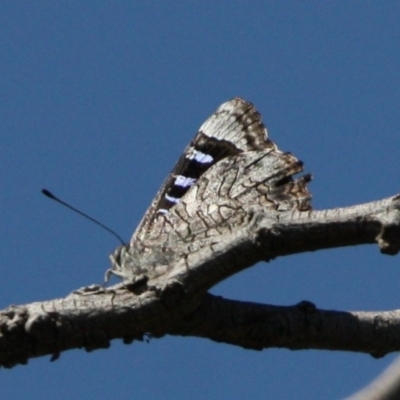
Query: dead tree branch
xmin=1 ymin=194 xmax=399 ymax=368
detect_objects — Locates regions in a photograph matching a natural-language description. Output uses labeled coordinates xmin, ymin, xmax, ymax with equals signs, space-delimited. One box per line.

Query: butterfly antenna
xmin=41 ymin=189 xmax=125 ymax=245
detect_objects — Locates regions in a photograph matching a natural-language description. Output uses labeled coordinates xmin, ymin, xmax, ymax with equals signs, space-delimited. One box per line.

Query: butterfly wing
xmin=132 ymin=97 xmax=284 ymax=244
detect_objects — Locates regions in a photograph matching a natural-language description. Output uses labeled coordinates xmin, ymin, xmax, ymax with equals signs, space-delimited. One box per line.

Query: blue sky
xmin=1 ymin=2 xmax=400 ymax=399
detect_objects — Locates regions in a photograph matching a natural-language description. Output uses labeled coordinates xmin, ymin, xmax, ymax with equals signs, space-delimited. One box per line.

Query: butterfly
xmin=108 ymin=98 xmax=312 ymax=286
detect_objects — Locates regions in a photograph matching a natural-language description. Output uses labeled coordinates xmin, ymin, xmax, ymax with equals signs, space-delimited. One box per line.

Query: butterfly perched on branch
xmin=108 ymin=98 xmax=312 ymax=285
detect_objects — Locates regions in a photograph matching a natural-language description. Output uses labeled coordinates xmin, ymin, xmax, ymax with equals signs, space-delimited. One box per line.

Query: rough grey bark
xmin=0 ymin=193 xmax=399 ymax=368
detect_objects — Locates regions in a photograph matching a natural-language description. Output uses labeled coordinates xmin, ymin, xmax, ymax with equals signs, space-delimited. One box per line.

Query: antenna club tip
xmin=42 ymin=188 xmax=55 ymax=199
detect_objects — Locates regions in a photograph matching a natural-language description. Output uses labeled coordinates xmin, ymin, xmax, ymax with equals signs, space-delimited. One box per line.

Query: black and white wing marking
xmin=132 ymin=97 xmax=280 ymax=244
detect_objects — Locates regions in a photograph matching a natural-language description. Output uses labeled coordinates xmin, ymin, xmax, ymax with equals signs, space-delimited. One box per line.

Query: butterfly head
xmin=107 ymin=242 xmax=175 ymax=286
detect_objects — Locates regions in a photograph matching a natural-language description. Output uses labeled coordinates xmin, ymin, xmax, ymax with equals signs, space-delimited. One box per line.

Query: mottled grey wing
xmin=132 ymin=97 xmax=282 ymax=244
xmin=143 ymin=132 xmax=312 ymax=246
